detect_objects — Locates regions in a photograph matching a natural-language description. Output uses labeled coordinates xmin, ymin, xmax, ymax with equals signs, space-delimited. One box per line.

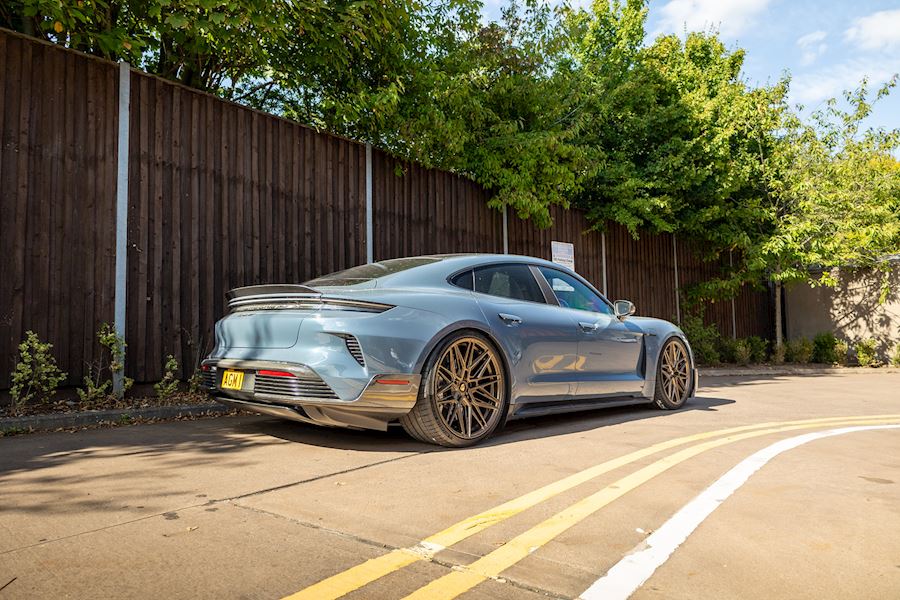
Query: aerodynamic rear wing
xmin=225 ymin=284 xmax=393 ymax=313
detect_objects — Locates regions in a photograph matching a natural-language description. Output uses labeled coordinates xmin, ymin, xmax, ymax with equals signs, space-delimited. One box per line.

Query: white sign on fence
xmin=551 ymin=241 xmax=575 ymax=272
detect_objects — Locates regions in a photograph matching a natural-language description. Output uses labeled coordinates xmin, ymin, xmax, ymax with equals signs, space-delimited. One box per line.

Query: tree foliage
xmin=1 ymin=0 xmax=413 ymax=93
xmin=5 ymin=0 xmax=899 ymax=323
xmin=752 ymin=79 xmax=900 ymax=288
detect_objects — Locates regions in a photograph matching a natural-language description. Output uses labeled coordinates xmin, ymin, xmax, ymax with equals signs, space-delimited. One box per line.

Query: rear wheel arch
xmin=402 ymin=328 xmax=512 ymax=447
xmin=413 ymin=323 xmax=512 ymax=383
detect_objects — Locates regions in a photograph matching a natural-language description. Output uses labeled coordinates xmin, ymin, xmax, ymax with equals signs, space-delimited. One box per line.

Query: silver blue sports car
xmin=202 ymin=254 xmax=697 ymax=447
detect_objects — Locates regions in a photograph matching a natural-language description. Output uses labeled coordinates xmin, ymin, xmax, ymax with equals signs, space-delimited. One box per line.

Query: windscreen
xmin=304 ymin=257 xmax=442 ymax=287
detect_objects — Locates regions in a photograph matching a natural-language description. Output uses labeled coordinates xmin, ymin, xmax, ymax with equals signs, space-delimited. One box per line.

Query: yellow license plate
xmin=220 ymin=370 xmax=245 ymax=390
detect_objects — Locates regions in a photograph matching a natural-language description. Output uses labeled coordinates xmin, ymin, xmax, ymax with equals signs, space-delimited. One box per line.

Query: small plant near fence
xmin=771 ymin=343 xmax=785 ymax=364
xmin=784 ymin=338 xmax=813 ymax=363
xmin=834 ymin=340 xmax=849 ymax=366
xmin=679 ymin=315 xmax=721 ymax=365
xmin=78 ymin=323 xmax=134 ymax=409
xmin=891 ymin=343 xmax=900 ymax=367
xmin=9 ymin=331 xmax=67 ymax=416
xmin=680 ymin=311 xmax=779 ymax=366
xmin=154 ymin=355 xmax=180 ymax=401
xmin=855 ymin=338 xmax=878 ymax=367
xmin=746 ymin=336 xmax=768 ymax=363
xmin=733 ymin=339 xmax=752 ymax=366
xmin=812 ymin=332 xmax=839 ymax=364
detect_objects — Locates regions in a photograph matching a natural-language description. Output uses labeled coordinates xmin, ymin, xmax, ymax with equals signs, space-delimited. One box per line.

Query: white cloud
xmin=844 ymin=9 xmax=900 ymax=52
xmin=654 ymin=0 xmax=771 ymax=39
xmin=790 ymin=59 xmax=899 ymax=107
xmin=796 ymin=30 xmax=827 ymax=66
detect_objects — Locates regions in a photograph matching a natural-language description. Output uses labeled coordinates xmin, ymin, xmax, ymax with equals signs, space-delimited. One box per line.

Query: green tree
xmin=2 ymin=0 xmax=415 ymax=93
xmin=749 ymin=78 xmax=900 ymax=346
xmin=576 ymin=29 xmax=783 ymax=258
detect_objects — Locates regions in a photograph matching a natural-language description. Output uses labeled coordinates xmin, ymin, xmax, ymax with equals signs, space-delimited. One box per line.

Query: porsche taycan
xmin=202 ymin=254 xmax=697 ymax=447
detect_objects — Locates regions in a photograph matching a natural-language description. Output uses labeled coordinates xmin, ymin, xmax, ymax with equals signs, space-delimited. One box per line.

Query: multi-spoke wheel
xmin=653 ymin=337 xmax=692 ymax=410
xmin=401 ymin=332 xmax=508 ymax=447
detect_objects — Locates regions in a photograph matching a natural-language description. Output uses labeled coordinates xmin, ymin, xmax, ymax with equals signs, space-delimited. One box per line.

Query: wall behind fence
xmin=0 ymin=29 xmax=772 ymax=389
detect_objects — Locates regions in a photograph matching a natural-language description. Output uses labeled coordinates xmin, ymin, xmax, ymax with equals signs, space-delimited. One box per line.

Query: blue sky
xmin=482 ymin=0 xmax=900 ymax=131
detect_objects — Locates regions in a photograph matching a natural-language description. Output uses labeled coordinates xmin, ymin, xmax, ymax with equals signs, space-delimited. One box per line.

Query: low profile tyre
xmin=653 ymin=337 xmax=692 ymax=410
xmin=401 ymin=331 xmax=509 ymax=447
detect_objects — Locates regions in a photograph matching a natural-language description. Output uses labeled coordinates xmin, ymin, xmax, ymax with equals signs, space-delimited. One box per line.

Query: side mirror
xmin=614 ymin=300 xmax=636 ymax=319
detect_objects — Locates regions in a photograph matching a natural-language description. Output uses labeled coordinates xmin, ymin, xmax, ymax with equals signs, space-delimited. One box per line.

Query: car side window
xmin=474 ymin=264 xmax=545 ymax=303
xmin=449 ymin=270 xmax=474 ymax=290
xmin=537 ymin=267 xmax=612 ymax=315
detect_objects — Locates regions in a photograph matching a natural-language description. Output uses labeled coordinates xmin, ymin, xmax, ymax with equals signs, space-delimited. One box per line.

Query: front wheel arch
xmin=653 ymin=335 xmax=693 ymax=410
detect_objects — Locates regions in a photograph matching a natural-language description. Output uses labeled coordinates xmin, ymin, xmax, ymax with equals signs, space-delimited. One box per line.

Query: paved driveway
xmin=1 ymin=372 xmax=898 ymax=599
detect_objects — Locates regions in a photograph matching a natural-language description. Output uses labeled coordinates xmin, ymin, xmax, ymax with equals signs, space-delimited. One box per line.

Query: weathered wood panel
xmin=0 ymin=31 xmax=118 ymax=388
xmin=604 ymin=223 xmax=679 ymax=321
xmin=371 ymin=149 xmax=503 ymax=260
xmin=126 ymin=72 xmax=366 ymax=381
xmin=676 ymin=239 xmax=733 ymax=333
xmin=506 ymin=205 xmax=605 ymax=294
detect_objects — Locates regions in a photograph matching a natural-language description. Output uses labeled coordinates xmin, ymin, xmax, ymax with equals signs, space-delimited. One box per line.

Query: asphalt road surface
xmin=2 ymin=372 xmax=899 ymax=599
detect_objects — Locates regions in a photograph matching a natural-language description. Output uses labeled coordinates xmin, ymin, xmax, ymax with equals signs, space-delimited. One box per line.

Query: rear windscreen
xmin=304 ymin=257 xmax=442 ymax=287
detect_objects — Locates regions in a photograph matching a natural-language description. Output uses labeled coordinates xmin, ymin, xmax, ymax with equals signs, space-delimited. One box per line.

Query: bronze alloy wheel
xmin=654 ymin=338 xmax=691 ymax=409
xmin=432 ymin=337 xmax=505 ymax=439
xmin=401 ymin=332 xmax=508 ymax=447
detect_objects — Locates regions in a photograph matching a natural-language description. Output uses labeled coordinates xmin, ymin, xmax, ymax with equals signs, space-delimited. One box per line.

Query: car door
xmin=456 ymin=263 xmax=582 ymax=403
xmin=535 ymin=266 xmax=644 ymax=397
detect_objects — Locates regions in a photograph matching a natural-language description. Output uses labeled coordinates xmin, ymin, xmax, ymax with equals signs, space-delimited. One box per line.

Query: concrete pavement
xmin=1 ymin=372 xmax=898 ymax=599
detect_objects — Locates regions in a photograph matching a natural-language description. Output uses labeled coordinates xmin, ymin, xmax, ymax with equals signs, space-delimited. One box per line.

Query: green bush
xmin=745 ymin=336 xmax=769 ymax=363
xmin=188 ymin=370 xmax=203 ymax=394
xmin=717 ymin=337 xmax=738 ymax=363
xmin=78 ymin=323 xmax=134 ymax=408
xmin=812 ymin=332 xmax=839 ymax=364
xmin=733 ymin=339 xmax=752 ymax=365
xmin=10 ymin=331 xmax=67 ymax=415
xmin=680 ymin=315 xmax=720 ymax=365
xmin=855 ymin=338 xmax=878 ymax=367
xmin=784 ymin=338 xmax=813 ymax=363
xmin=834 ymin=340 xmax=849 ymax=366
xmin=891 ymin=343 xmax=900 ymax=367
xmin=771 ymin=343 xmax=786 ymax=364
xmin=154 ymin=355 xmax=180 ymax=400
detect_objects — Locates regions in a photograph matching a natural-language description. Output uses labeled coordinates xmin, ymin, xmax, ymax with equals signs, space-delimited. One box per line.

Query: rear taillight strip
xmin=257 ymin=369 xmax=295 ymax=378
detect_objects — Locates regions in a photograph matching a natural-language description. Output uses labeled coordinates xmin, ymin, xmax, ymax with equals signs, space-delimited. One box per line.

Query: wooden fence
xmin=0 ymin=28 xmax=772 ymax=388
xmin=0 ymin=31 xmax=119 ymax=390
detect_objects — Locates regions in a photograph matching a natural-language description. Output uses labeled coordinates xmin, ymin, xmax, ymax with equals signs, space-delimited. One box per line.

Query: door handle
xmin=499 ymin=313 xmax=523 ymax=325
xmin=579 ymin=321 xmax=600 ymax=332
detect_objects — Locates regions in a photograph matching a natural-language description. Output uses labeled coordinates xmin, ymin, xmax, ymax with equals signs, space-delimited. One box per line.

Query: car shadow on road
xmin=0 ymin=396 xmax=734 ymax=519
xmin=244 ymin=395 xmax=737 ymax=452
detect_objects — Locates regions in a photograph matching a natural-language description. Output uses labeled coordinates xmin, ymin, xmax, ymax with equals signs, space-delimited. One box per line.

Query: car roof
xmin=306 ymin=253 xmax=577 ymax=290
xmin=372 ymin=253 xmax=572 ymax=287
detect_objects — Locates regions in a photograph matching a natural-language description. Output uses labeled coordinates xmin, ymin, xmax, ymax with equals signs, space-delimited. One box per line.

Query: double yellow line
xmin=284 ymin=414 xmax=900 ymax=600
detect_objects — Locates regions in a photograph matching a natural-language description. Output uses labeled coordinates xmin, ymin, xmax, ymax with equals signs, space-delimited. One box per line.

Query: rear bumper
xmin=202 ymin=358 xmax=420 ymax=431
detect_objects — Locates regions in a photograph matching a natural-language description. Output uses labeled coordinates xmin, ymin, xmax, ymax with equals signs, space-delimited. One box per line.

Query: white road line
xmin=579 ymin=424 xmax=900 ymax=600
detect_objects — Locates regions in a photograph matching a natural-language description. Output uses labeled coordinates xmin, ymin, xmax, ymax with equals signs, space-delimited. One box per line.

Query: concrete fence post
xmin=601 ymin=231 xmax=608 ymax=297
xmin=730 ymin=250 xmax=737 ymax=338
xmin=673 ymin=235 xmax=681 ymax=324
xmin=365 ymin=143 xmax=373 ymax=264
xmin=502 ymin=205 xmax=509 ymax=254
xmin=113 ymin=61 xmax=131 ymax=397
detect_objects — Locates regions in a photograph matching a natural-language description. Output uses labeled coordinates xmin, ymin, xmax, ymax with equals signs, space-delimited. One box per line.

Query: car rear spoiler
xmin=226 ymin=284 xmax=392 ymax=313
